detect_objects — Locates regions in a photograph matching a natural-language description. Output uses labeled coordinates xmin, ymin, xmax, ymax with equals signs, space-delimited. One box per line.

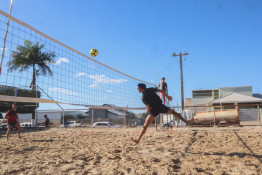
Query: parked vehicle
xmin=20 ymin=122 xmax=32 ymax=127
xmin=162 ymin=121 xmax=174 ymax=127
xmin=68 ymin=121 xmax=82 ymax=127
xmin=60 ymin=121 xmax=82 ymax=127
xmin=0 ymin=123 xmax=8 ymax=129
xmin=93 ymin=122 xmax=122 ymax=128
xmin=0 ymin=123 xmax=17 ymax=130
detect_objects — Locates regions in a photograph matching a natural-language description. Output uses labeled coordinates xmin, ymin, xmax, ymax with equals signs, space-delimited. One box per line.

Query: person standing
xmin=158 ymin=77 xmax=168 ymax=104
xmin=0 ymin=104 xmax=21 ymax=140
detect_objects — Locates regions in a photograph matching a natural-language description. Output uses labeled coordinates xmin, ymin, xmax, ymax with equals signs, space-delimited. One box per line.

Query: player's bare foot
xmin=131 ymin=137 xmax=139 ymax=144
xmin=18 ymin=136 xmax=22 ymax=139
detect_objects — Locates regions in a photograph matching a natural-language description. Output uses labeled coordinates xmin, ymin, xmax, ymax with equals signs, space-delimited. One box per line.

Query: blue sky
xmin=0 ymin=0 xmax=262 ymax=109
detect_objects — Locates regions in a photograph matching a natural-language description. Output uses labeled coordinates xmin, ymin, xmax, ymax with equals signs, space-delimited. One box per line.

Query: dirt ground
xmin=0 ymin=126 xmax=262 ymax=175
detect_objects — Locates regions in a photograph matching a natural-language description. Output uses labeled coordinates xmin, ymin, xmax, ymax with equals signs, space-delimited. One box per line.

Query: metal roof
xmin=210 ymin=93 xmax=262 ymax=104
xmin=107 ymin=109 xmax=125 ymax=116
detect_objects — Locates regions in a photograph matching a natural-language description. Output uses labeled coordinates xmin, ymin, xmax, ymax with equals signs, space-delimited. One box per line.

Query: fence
xmin=184 ymin=104 xmax=262 ymax=127
xmin=11 ymin=104 xmax=262 ymax=128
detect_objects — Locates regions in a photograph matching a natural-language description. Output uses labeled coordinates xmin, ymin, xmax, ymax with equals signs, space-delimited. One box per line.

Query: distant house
xmin=185 ymin=86 xmax=262 ymax=125
xmin=86 ymin=104 xmax=127 ymax=119
xmin=185 ymin=86 xmax=253 ymax=106
xmin=210 ymin=93 xmax=262 ymax=107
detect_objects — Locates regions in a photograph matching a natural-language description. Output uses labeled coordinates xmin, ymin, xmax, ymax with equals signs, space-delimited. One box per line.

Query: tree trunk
xmin=32 ymin=65 xmax=36 ymax=121
xmin=32 ymin=64 xmax=36 ymax=91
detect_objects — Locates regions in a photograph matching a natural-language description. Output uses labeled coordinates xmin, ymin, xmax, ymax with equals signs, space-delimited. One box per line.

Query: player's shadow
xmin=188 ymin=151 xmax=262 ymax=160
xmin=186 ymin=132 xmax=262 ymax=163
xmin=234 ymin=132 xmax=262 ymax=163
xmin=15 ymin=145 xmax=74 ymax=154
xmin=182 ymin=131 xmax=198 ymax=158
xmin=32 ymin=139 xmax=55 ymax=142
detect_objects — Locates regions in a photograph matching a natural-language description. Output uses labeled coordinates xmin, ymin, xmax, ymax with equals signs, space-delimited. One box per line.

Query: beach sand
xmin=0 ymin=126 xmax=262 ymax=175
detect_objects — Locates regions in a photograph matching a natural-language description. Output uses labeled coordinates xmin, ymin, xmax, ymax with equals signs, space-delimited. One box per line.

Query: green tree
xmin=0 ymin=85 xmax=41 ymax=114
xmin=77 ymin=114 xmax=85 ymax=119
xmin=141 ymin=112 xmax=147 ymax=118
xmin=7 ymin=40 xmax=56 ymax=120
xmin=65 ymin=115 xmax=75 ymax=120
xmin=127 ymin=111 xmax=136 ymax=119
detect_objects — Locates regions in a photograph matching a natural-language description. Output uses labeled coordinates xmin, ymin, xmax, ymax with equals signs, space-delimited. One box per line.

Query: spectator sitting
xmin=43 ymin=115 xmax=50 ymax=127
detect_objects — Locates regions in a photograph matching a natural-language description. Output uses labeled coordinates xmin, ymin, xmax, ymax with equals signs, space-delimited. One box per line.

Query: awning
xmin=209 ymin=93 xmax=262 ymax=104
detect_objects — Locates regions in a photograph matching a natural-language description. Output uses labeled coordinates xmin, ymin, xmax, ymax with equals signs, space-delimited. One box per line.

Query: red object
xmin=6 ymin=110 xmax=17 ymax=123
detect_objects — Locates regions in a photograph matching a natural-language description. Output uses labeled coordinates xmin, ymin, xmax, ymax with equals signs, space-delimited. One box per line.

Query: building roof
xmin=210 ymin=93 xmax=262 ymax=104
xmin=192 ymin=89 xmax=219 ymax=92
xmin=107 ymin=109 xmax=125 ymax=116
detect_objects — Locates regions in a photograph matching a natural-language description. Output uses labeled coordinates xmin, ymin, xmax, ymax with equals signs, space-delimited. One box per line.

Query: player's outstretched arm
xmin=157 ymin=89 xmax=173 ymax=101
xmin=0 ymin=114 xmax=8 ymax=125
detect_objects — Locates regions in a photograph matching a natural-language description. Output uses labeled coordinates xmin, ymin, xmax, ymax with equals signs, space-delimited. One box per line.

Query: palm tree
xmin=7 ymin=40 xmax=56 ymax=121
xmin=8 ymin=40 xmax=56 ymax=90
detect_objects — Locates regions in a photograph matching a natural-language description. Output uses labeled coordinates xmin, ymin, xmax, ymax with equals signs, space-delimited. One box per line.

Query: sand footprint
xmin=169 ymin=158 xmax=181 ymax=172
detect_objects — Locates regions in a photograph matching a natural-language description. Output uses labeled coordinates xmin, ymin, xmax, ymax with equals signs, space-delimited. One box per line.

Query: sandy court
xmin=0 ymin=127 xmax=262 ymax=175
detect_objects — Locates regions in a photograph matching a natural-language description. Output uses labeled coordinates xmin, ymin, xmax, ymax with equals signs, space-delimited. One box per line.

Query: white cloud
xmin=88 ymin=74 xmax=127 ymax=84
xmin=76 ymin=72 xmax=87 ymax=77
xmin=55 ymin=57 xmax=69 ymax=65
xmin=1 ymin=48 xmax=8 ymax=51
xmin=90 ymin=84 xmax=99 ymax=88
xmin=48 ymin=88 xmax=77 ymax=95
xmin=106 ymin=90 xmax=113 ymax=93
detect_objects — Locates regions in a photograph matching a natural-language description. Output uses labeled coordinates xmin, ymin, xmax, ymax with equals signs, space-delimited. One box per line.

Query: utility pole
xmin=171 ymin=51 xmax=189 ymax=110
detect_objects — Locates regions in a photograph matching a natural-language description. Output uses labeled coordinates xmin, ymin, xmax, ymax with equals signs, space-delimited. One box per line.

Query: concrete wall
xmin=188 ymin=86 xmax=253 ymax=106
xmin=92 ymin=109 xmax=107 ymax=119
xmin=107 ymin=112 xmax=124 ymax=119
xmin=190 ymin=97 xmax=213 ymax=106
xmin=219 ymin=86 xmax=252 ymax=97
xmin=88 ymin=109 xmax=125 ymax=119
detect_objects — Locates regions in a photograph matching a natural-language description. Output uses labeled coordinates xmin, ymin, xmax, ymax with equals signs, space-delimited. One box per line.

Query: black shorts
xmin=149 ymin=104 xmax=170 ymax=117
xmin=8 ymin=121 xmax=17 ymax=126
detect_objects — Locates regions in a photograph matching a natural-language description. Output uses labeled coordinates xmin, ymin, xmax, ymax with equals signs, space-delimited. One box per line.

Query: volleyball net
xmin=0 ymin=10 xmax=155 ymax=109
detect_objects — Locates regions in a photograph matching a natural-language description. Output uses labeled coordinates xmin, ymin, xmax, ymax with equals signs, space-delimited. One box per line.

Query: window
xmin=108 ymin=122 xmax=115 ymax=126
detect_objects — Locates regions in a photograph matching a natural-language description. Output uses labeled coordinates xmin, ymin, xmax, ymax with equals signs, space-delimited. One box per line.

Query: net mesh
xmin=0 ymin=10 xmax=155 ymax=109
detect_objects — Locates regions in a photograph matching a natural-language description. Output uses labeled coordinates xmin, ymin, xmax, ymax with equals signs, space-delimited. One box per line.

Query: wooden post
xmin=260 ymin=107 xmax=262 ymax=126
xmin=92 ymin=109 xmax=94 ymax=125
xmin=167 ymin=113 xmax=169 ymax=130
xmin=213 ymin=107 xmax=216 ymax=126
xmin=124 ymin=110 xmax=126 ymax=126
xmin=235 ymin=102 xmax=238 ymax=110
xmin=155 ymin=115 xmax=157 ymax=131
xmin=180 ymin=53 xmax=184 ymax=110
xmin=160 ymin=113 xmax=163 ymax=130
xmin=257 ymin=105 xmax=261 ymax=126
xmin=171 ymin=108 xmax=174 ymax=130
